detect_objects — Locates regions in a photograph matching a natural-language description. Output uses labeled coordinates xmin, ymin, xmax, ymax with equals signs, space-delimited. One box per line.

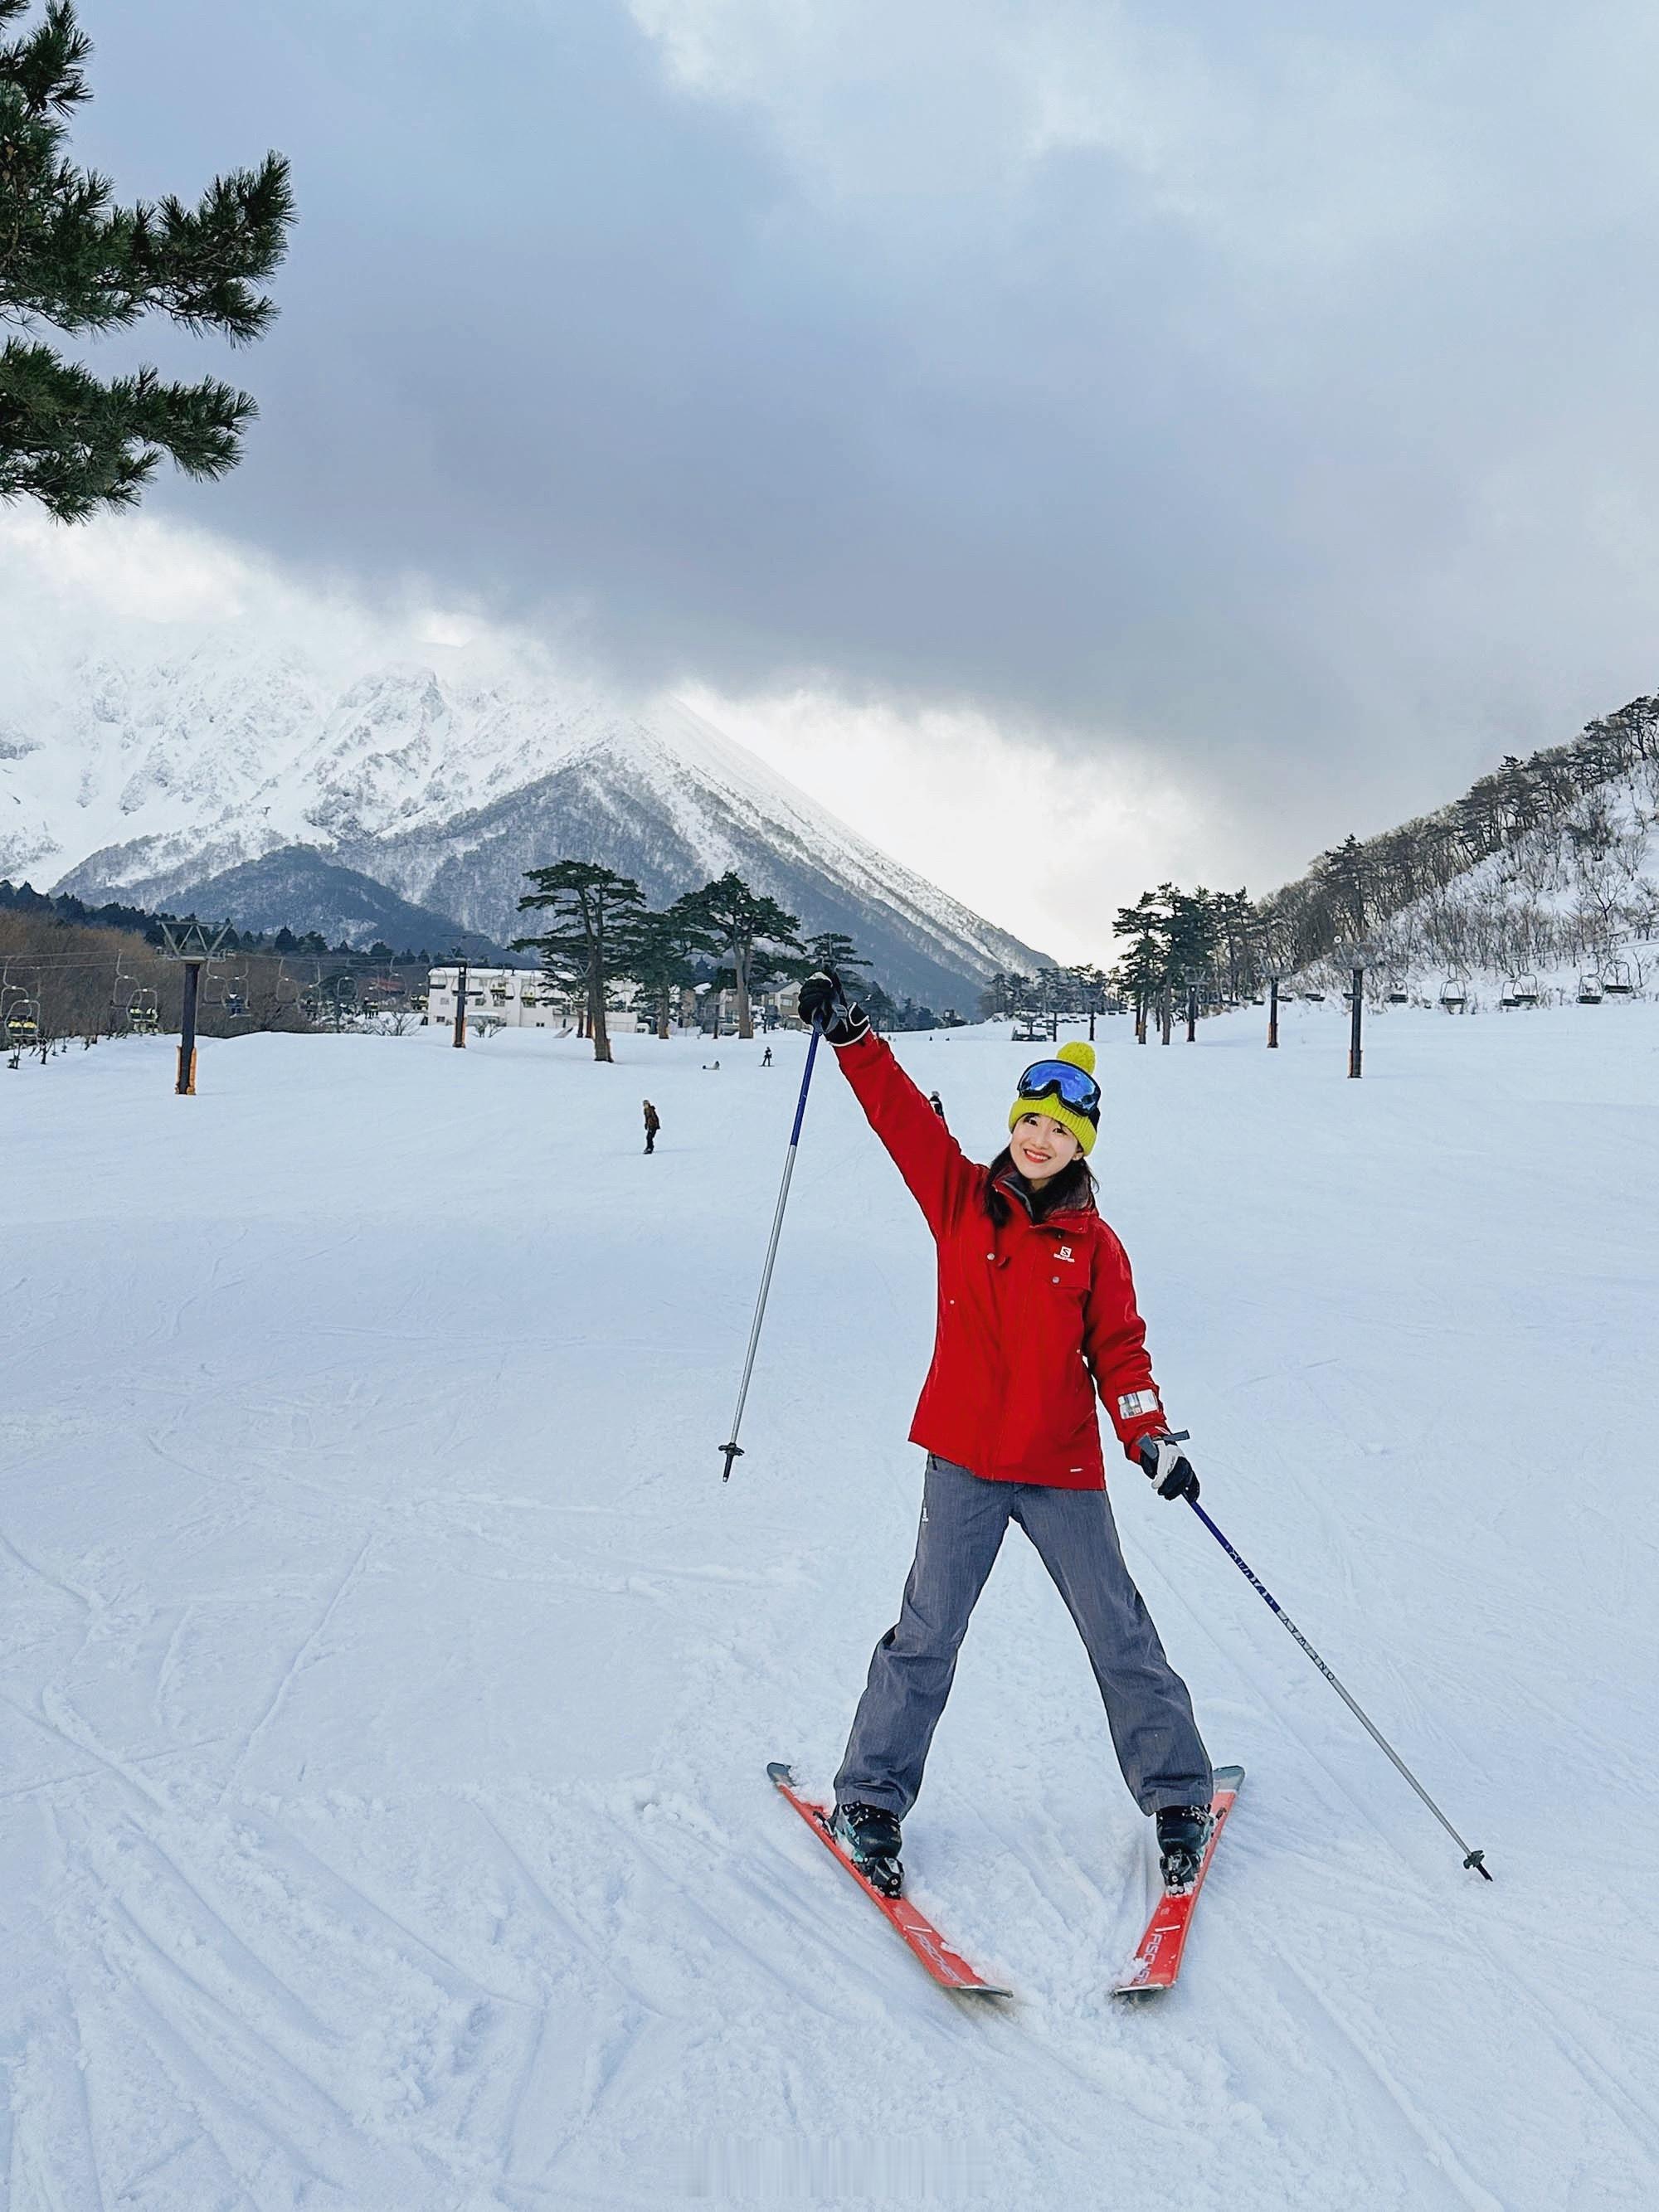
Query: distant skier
xmin=761 ymin=1046 xmax=773 ymax=1067
xmin=796 ymin=970 xmax=1213 ymax=1900
xmin=643 ymin=1099 xmax=660 ymax=1155
xmin=927 ymin=1089 xmax=945 ymax=1119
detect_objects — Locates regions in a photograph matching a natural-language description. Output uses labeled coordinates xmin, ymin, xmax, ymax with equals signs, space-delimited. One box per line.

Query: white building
xmin=424 ymin=966 xmax=805 ymax=1038
xmin=424 ymin=968 xmax=645 ymax=1033
xmin=426 ymin=967 xmax=557 ymax=1032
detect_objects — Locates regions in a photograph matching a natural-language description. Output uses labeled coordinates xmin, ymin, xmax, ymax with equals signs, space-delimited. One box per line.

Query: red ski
xmin=1114 ymin=1763 xmax=1243 ymax=1997
xmin=767 ymin=1763 xmax=1010 ymax=1998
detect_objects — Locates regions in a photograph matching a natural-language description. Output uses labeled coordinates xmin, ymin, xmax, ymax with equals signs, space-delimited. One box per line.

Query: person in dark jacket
xmin=796 ymin=970 xmax=1213 ymax=1899
xmin=643 ymin=1099 xmax=660 ymax=1155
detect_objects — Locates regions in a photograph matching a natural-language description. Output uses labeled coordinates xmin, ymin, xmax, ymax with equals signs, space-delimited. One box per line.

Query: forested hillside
xmin=1266 ymin=695 xmax=1659 ymax=990
xmin=1092 ymin=694 xmax=1659 ymax=1020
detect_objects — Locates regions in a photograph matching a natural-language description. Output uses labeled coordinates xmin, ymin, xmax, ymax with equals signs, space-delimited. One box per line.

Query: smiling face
xmin=1008 ymin=1111 xmax=1082 ymax=1184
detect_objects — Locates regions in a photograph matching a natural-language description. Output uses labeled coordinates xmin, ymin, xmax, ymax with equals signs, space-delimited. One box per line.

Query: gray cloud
xmin=64 ymin=0 xmax=1659 ymax=876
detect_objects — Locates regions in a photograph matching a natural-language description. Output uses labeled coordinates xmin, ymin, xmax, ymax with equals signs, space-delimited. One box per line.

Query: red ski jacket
xmin=834 ymin=1032 xmax=1165 ymax=1490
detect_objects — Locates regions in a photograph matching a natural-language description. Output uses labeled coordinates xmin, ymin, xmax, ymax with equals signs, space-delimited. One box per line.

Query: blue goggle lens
xmin=1016 ymin=1060 xmax=1101 ymax=1113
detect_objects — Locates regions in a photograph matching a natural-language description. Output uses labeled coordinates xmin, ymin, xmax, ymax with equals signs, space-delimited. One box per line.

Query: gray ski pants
xmin=834 ymin=1454 xmax=1212 ymax=1820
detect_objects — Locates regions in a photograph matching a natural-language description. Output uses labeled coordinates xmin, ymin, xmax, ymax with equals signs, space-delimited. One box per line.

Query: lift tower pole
xmin=161 ymin=922 xmax=227 ymax=1096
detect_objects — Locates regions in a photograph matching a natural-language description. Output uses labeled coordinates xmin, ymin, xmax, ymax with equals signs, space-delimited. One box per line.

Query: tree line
xmin=0 ymin=886 xmax=448 ymax=1063
xmin=0 ymin=879 xmax=463 ymax=965
xmin=512 ymin=860 xmax=925 ymax=1062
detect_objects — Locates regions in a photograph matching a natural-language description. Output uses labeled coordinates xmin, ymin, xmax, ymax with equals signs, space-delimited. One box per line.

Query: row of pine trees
xmin=513 ymin=861 xmax=894 ymax=1062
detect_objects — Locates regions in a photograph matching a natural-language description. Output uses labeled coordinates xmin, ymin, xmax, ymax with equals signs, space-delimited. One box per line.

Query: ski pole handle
xmin=720 ymin=1025 xmax=822 ymax=1481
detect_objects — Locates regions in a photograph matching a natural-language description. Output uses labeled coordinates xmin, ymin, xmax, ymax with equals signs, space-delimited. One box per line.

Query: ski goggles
xmin=1014 ymin=1060 xmax=1102 ymax=1118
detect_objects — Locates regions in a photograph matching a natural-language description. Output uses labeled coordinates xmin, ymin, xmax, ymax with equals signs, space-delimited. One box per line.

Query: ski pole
xmin=1185 ymin=1490 xmax=1492 ymax=1879
xmin=719 ymin=1024 xmax=822 ymax=1482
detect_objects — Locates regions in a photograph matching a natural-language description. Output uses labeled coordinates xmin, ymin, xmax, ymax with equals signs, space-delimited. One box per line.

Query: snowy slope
xmin=1359 ymin=766 xmax=1659 ymax=998
xmin=1289 ymin=752 xmax=1659 ymax=1000
xmin=3 ymin=1005 xmax=1657 ymax=2208
xmin=3 ymin=644 xmax=1048 ymax=1003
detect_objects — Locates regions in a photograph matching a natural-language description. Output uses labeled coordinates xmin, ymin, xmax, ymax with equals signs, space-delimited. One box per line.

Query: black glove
xmin=1138 ymin=1430 xmax=1199 ymax=1502
xmin=797 ymin=970 xmax=870 ymax=1046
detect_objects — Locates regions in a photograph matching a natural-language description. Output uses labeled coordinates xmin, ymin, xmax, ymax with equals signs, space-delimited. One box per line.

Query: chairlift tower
xmin=450 ymin=949 xmax=469 ymax=1048
xmin=160 ymin=921 xmax=228 ymax=1095
xmin=1345 ymin=941 xmax=1374 ymax=1079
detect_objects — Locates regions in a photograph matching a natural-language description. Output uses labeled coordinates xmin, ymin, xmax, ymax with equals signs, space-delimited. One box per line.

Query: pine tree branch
xmin=0 ymin=2 xmax=91 ymax=119
xmin=0 ymin=335 xmax=255 ymax=518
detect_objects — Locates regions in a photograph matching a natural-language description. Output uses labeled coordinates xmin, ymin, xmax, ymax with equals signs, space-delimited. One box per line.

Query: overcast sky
xmin=14 ymin=0 xmax=1659 ymax=954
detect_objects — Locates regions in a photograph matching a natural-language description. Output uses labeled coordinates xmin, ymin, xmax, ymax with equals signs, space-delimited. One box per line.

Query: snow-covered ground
xmin=3 ymin=1003 xmax=1657 ymax=2210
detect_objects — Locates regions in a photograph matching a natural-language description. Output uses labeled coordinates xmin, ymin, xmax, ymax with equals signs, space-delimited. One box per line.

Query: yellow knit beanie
xmin=1008 ymin=1039 xmax=1100 ymax=1157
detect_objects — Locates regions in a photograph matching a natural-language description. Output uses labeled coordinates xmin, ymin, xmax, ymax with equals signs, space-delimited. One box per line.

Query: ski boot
xmin=1155 ymin=1803 xmax=1213 ymax=1894
xmin=830 ymin=1801 xmax=903 ymax=1897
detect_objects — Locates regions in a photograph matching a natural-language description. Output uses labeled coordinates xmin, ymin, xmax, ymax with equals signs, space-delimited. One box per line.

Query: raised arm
xmin=831 ymin=1029 xmax=981 ymax=1237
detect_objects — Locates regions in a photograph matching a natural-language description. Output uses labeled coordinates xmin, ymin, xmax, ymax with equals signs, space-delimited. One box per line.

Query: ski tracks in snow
xmin=6 ymin=1023 xmax=1659 ymax=2207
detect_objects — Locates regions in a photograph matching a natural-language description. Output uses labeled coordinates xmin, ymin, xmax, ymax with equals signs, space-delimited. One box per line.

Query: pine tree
xmin=515 ymin=861 xmax=646 ymax=1063
xmin=804 ymin=930 xmax=871 ymax=976
xmin=0 ymin=0 xmax=294 ymax=519
xmin=1112 ymin=889 xmax=1172 ymax=1033
xmin=1166 ymin=887 xmax=1220 ymax=997
xmin=1067 ymin=961 xmax=1109 ymax=1038
xmin=684 ymin=871 xmax=803 ymax=1041
xmin=862 ymin=977 xmax=897 ymax=1035
xmin=1315 ymin=835 xmax=1371 ymax=940
xmin=627 ymin=895 xmax=717 ymax=1041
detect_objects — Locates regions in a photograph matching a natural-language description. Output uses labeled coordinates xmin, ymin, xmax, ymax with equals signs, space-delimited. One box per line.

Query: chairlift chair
xmin=1439 ymin=975 xmax=1469 ymax=1013
xmin=1602 ymin=959 xmax=1635 ymax=996
xmin=1386 ymin=977 xmax=1409 ymax=1004
xmin=1577 ymin=973 xmax=1603 ymax=1004
xmin=1511 ymin=974 xmax=1540 ymax=1007
xmin=6 ymin=998 xmax=39 ymax=1045
xmin=128 ymin=987 xmax=160 ymax=1034
xmin=1302 ymin=989 xmax=1326 ymax=1004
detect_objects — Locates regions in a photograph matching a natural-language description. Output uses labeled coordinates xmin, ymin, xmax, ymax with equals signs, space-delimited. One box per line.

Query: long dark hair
xmin=983 ymin=1145 xmax=1097 ymax=1227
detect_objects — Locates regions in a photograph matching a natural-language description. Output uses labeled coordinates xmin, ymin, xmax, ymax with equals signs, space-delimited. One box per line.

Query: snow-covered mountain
xmin=163 ymin=846 xmax=521 ymax=962
xmin=2 ymin=647 xmax=1049 ymax=1005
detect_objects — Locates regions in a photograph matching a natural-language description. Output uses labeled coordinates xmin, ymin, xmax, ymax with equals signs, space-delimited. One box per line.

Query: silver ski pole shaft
xmin=720 ymin=1024 xmax=822 ymax=1481
xmin=1185 ymin=1492 xmax=1491 ymax=1879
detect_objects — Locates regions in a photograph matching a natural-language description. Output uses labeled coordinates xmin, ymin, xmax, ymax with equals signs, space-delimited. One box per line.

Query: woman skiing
xmin=797 ymin=970 xmax=1214 ymax=1898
